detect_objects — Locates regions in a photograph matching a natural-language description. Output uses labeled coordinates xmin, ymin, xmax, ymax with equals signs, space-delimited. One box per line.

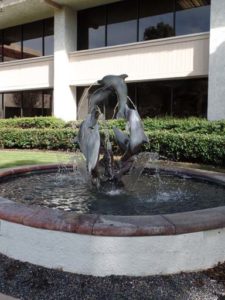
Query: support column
xmin=208 ymin=0 xmax=225 ymax=120
xmin=54 ymin=7 xmax=77 ymax=121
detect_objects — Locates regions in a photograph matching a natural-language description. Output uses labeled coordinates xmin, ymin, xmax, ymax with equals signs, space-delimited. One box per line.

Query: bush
xmin=1 ymin=116 xmax=225 ymax=166
xmin=66 ymin=117 xmax=225 ymax=135
xmin=143 ymin=117 xmax=225 ymax=135
xmin=0 ymin=127 xmax=225 ymax=166
xmin=0 ymin=128 xmax=77 ymax=150
xmin=0 ymin=117 xmax=65 ymax=129
xmin=144 ymin=131 xmax=225 ymax=166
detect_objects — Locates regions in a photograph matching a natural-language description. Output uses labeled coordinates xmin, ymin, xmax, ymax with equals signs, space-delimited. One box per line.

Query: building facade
xmin=0 ymin=0 xmax=223 ymax=121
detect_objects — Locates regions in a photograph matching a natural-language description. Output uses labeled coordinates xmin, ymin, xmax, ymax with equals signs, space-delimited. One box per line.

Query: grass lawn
xmin=0 ymin=149 xmax=225 ymax=173
xmin=0 ymin=150 xmax=73 ymax=169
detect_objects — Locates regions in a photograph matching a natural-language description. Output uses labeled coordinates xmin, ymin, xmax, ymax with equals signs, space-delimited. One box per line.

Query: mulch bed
xmin=1 ymin=254 xmax=225 ymax=300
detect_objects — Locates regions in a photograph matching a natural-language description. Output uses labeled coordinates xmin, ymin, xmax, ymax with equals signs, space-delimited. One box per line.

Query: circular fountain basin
xmin=0 ymin=164 xmax=225 ymax=276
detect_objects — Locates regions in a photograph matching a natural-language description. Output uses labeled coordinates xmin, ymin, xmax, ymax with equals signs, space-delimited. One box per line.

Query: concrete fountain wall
xmin=0 ymin=164 xmax=225 ymax=276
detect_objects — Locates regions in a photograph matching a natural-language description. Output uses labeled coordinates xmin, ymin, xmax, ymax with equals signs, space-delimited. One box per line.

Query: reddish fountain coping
xmin=0 ymin=164 xmax=225 ymax=237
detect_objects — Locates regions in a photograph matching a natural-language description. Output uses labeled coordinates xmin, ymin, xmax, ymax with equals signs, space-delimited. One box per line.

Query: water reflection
xmin=1 ymin=170 xmax=225 ymax=216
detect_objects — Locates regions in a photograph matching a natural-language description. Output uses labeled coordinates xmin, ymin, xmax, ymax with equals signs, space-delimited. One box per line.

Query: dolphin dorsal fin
xmin=120 ymin=74 xmax=128 ymax=80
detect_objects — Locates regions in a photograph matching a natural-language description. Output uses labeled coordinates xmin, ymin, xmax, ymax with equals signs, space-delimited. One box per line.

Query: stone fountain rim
xmin=0 ymin=163 xmax=225 ymax=237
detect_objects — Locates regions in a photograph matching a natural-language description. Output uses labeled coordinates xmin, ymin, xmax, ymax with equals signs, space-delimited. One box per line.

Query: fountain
xmin=0 ymin=74 xmax=225 ymax=277
xmin=76 ymin=74 xmax=148 ymax=188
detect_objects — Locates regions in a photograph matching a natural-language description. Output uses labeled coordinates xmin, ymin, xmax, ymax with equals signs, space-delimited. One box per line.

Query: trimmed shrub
xmin=1 ymin=116 xmax=225 ymax=166
xmin=0 ymin=117 xmax=65 ymax=129
xmin=144 ymin=131 xmax=225 ymax=166
xmin=0 ymin=127 xmax=225 ymax=166
xmin=143 ymin=117 xmax=225 ymax=135
xmin=0 ymin=128 xmax=76 ymax=150
xmin=66 ymin=117 xmax=225 ymax=135
xmin=2 ymin=116 xmax=225 ymax=135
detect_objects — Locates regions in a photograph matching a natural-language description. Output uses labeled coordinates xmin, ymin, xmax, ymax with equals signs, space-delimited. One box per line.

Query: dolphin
xmin=98 ymin=74 xmax=128 ymax=119
xmin=89 ymin=88 xmax=113 ymax=112
xmin=77 ymin=106 xmax=101 ymax=174
xmin=125 ymin=105 xmax=149 ymax=154
xmin=113 ymin=126 xmax=130 ymax=152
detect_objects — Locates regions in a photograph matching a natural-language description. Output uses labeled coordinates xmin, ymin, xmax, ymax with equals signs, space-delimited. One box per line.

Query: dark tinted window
xmin=172 ymin=79 xmax=207 ymax=117
xmin=135 ymin=81 xmax=172 ymax=117
xmin=4 ymin=92 xmax=22 ymax=118
xmin=77 ymin=79 xmax=207 ymax=119
xmin=77 ymin=1 xmax=210 ymax=50
xmin=2 ymin=90 xmax=52 ymax=118
xmin=0 ymin=30 xmax=3 ymax=62
xmin=44 ymin=18 xmax=54 ymax=55
xmin=139 ymin=0 xmax=174 ymax=41
xmin=43 ymin=89 xmax=53 ymax=115
xmin=22 ymin=91 xmax=43 ymax=117
xmin=0 ymin=93 xmax=3 ymax=118
xmin=2 ymin=18 xmax=53 ymax=62
xmin=23 ymin=21 xmax=43 ymax=58
xmin=3 ymin=26 xmax=22 ymax=61
xmin=78 ymin=6 xmax=106 ymax=50
xmin=134 ymin=79 xmax=207 ymax=118
xmin=107 ymin=0 xmax=138 ymax=46
xmin=175 ymin=0 xmax=210 ymax=36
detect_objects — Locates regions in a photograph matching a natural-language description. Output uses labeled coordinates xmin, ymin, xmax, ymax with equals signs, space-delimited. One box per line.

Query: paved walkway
xmin=0 ymin=293 xmax=18 ymax=300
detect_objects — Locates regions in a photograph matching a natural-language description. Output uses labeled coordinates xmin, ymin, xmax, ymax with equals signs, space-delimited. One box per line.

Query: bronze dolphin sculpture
xmin=113 ymin=126 xmax=130 ymax=152
xmin=77 ymin=106 xmax=101 ymax=174
xmin=89 ymin=88 xmax=113 ymax=112
xmin=98 ymin=74 xmax=128 ymax=119
xmin=125 ymin=105 xmax=149 ymax=154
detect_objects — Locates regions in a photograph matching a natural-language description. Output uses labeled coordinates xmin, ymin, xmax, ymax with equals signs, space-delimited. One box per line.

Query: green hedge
xmin=0 ymin=127 xmax=225 ymax=165
xmin=0 ymin=128 xmax=76 ymax=150
xmin=144 ymin=131 xmax=225 ymax=165
xmin=68 ymin=117 xmax=225 ymax=135
xmin=0 ymin=117 xmax=65 ymax=129
xmin=2 ymin=116 xmax=225 ymax=135
xmin=142 ymin=118 xmax=225 ymax=135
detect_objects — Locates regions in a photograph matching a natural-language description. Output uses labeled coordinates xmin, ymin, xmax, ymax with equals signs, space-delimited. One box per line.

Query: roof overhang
xmin=0 ymin=0 xmax=121 ymax=29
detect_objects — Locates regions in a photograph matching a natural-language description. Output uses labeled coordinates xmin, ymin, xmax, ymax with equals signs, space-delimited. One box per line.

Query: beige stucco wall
xmin=0 ymin=56 xmax=54 ymax=92
xmin=69 ymin=33 xmax=209 ymax=86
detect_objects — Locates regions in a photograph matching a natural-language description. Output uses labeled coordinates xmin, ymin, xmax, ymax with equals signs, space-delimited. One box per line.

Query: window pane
xmin=127 ymin=83 xmax=137 ymax=106
xmin=0 ymin=94 xmax=3 ymax=118
xmin=43 ymin=89 xmax=52 ymax=116
xmin=136 ymin=81 xmax=172 ymax=117
xmin=139 ymin=0 xmax=174 ymax=41
xmin=172 ymin=79 xmax=207 ymax=117
xmin=175 ymin=0 xmax=210 ymax=36
xmin=107 ymin=0 xmax=138 ymax=46
xmin=44 ymin=18 xmax=54 ymax=56
xmin=4 ymin=92 xmax=22 ymax=118
xmin=23 ymin=91 xmax=43 ymax=117
xmin=78 ymin=6 xmax=106 ymax=50
xmin=0 ymin=30 xmax=3 ymax=62
xmin=23 ymin=21 xmax=43 ymax=58
xmin=3 ymin=26 xmax=22 ymax=61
